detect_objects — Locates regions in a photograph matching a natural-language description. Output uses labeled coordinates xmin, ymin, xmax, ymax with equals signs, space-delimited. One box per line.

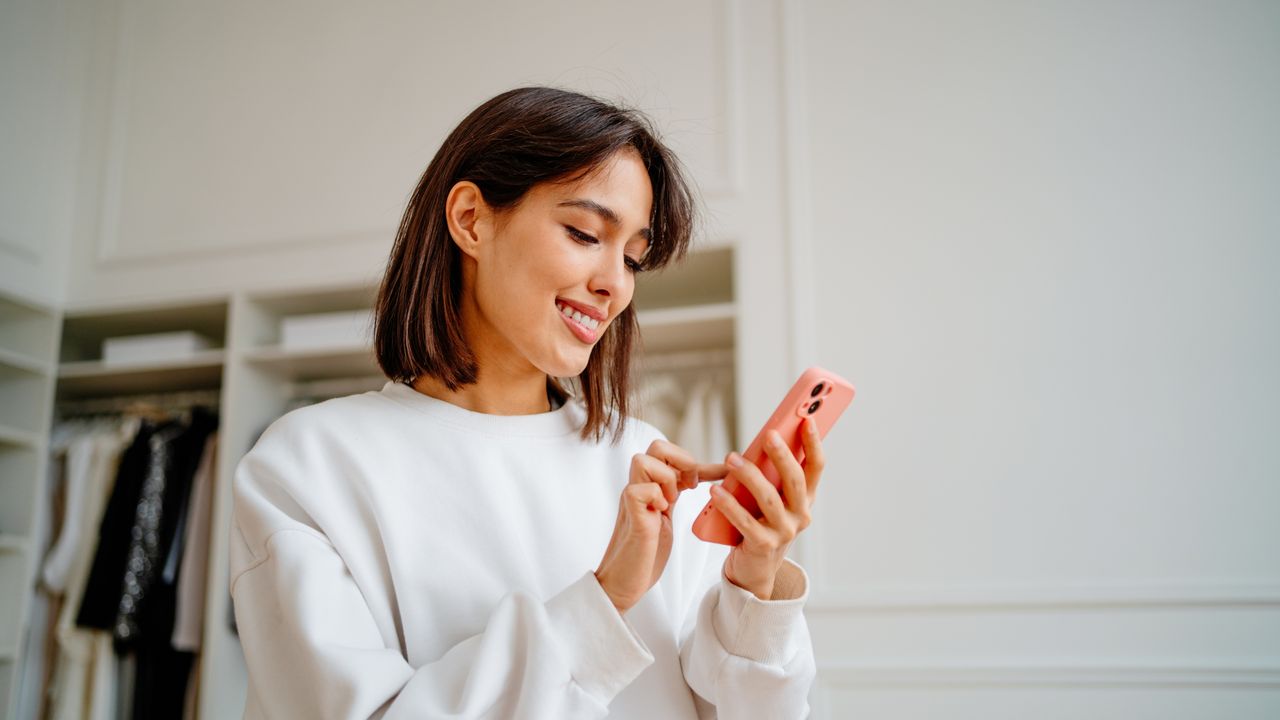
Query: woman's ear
xmin=444 ymin=181 xmax=492 ymax=260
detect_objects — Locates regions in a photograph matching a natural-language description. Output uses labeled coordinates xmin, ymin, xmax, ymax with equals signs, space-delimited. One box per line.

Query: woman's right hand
xmin=595 ymin=439 xmax=728 ymax=614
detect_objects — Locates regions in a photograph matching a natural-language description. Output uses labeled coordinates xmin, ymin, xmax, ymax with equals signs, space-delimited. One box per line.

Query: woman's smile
xmin=555 ymin=299 xmax=603 ymax=343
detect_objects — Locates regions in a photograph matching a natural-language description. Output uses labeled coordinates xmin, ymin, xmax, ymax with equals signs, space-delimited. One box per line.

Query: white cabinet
xmin=0 ymin=290 xmax=60 ymax=719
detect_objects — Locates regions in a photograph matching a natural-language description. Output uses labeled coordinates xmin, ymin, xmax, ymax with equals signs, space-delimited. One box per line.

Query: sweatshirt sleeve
xmin=642 ymin=421 xmax=818 ymax=718
xmin=677 ymin=555 xmax=817 ymax=718
xmin=229 ymin=418 xmax=655 ymax=719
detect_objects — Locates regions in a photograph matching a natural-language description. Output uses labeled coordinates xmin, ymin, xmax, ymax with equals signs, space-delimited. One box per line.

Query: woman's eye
xmin=565 ymin=226 xmax=598 ymax=245
xmin=567 ymin=226 xmax=644 ymax=273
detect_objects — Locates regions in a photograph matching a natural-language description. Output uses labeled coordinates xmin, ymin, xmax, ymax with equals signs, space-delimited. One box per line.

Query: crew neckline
xmin=380 ymin=380 xmax=584 ymax=438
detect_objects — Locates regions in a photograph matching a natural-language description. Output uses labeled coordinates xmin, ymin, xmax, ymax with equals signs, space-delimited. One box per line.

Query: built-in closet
xmin=0 ymin=291 xmax=60 ymax=718
xmin=2 ymin=244 xmax=736 ymax=719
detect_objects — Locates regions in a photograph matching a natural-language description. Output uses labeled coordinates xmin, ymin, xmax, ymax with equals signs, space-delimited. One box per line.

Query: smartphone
xmin=692 ymin=366 xmax=855 ymax=546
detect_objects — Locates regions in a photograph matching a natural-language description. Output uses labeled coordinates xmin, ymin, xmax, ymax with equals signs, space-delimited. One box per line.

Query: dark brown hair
xmin=374 ymin=86 xmax=697 ymax=443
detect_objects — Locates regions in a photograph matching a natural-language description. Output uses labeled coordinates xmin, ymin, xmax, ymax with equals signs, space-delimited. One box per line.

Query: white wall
xmin=56 ymin=0 xmax=789 ymax=324
xmin=0 ymin=0 xmax=93 ymax=307
xmin=793 ymin=0 xmax=1280 ymax=717
xmin=7 ymin=0 xmax=1278 ymax=717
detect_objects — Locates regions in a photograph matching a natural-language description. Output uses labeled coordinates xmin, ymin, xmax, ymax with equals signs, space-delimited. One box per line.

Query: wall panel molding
xmin=0 ymin=238 xmax=39 ymax=264
xmin=806 ymin=581 xmax=1280 ymax=613
xmin=700 ymin=0 xmax=746 ymax=200
xmin=90 ymin=0 xmax=749 ymax=267
xmin=816 ymin=662 xmax=1280 ymax=688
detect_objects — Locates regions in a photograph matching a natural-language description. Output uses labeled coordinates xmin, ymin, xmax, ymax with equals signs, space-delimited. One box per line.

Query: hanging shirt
xmin=230 ymin=379 xmax=815 ymax=719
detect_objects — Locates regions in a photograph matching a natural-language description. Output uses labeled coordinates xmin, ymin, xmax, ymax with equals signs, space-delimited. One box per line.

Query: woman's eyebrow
xmin=557 ymin=198 xmax=653 ymax=242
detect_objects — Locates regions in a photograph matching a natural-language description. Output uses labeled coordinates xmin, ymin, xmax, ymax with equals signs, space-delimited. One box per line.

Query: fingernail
xmin=806 ymin=418 xmax=818 ymax=435
xmin=726 ymin=452 xmax=743 ymax=468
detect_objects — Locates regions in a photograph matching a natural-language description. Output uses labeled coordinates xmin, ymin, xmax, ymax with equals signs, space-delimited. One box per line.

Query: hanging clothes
xmin=635 ymin=371 xmax=686 ymax=440
xmin=126 ymin=406 xmax=218 ymax=720
xmin=71 ymin=405 xmax=219 ymax=720
xmin=171 ymin=433 xmax=218 ymax=653
xmin=675 ymin=376 xmax=733 ymax=464
xmin=46 ymin=420 xmax=134 ymax=720
xmin=76 ymin=420 xmax=159 ymax=632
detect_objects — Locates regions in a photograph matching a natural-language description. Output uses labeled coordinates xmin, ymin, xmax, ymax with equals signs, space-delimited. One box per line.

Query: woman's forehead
xmin=539 ymin=154 xmax=652 ymax=224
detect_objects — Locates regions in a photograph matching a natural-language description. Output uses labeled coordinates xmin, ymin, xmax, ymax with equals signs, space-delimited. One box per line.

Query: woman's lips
xmin=556 ymin=301 xmax=600 ymax=343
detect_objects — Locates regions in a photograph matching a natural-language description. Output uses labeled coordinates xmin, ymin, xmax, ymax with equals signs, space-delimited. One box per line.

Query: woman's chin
xmin=540 ymin=351 xmax=592 ymax=378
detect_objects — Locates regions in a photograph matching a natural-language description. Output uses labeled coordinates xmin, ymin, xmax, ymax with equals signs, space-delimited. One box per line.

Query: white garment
xmin=46 ymin=423 xmax=131 ymax=720
xmin=41 ymin=432 xmax=93 ymax=592
xmin=230 ymin=380 xmax=815 ymax=719
xmin=634 ymin=372 xmax=685 ymax=440
xmin=172 ymin=433 xmax=218 ymax=651
xmin=675 ymin=378 xmax=733 ymax=466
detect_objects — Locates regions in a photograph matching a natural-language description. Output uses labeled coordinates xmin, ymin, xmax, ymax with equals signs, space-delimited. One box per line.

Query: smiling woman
xmin=373 ymin=86 xmax=695 ymax=443
xmin=229 ymin=86 xmax=819 ymax=720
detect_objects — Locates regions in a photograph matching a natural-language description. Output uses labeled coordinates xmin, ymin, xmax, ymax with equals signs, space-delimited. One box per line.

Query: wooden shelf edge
xmin=243 ymin=344 xmax=373 ymax=362
xmin=0 ymin=425 xmax=41 ymax=449
xmin=636 ymin=301 xmax=736 ymax=327
xmin=0 ymin=533 xmax=29 ymax=553
xmin=0 ymin=347 xmax=54 ymax=376
xmin=59 ymin=349 xmax=227 ymax=378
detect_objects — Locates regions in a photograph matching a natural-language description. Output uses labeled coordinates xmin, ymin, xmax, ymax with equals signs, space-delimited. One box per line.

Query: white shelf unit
xmin=10 ymin=244 xmax=736 ymax=719
xmin=0 ymin=289 xmax=61 ymax=719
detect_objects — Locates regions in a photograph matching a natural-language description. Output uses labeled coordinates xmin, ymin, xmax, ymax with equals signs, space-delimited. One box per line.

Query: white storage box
xmin=102 ymin=331 xmax=213 ymax=366
xmin=281 ymin=309 xmax=374 ymax=350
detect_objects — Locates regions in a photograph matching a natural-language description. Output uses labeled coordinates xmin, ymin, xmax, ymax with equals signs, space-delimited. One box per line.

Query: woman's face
xmin=455 ymin=148 xmax=653 ymax=379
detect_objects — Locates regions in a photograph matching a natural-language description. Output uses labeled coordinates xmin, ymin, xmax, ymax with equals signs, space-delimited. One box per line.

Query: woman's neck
xmin=411 ymin=371 xmax=556 ymax=415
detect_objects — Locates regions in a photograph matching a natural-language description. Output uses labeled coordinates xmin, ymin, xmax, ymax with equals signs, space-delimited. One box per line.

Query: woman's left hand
xmin=709 ymin=416 xmax=825 ymax=600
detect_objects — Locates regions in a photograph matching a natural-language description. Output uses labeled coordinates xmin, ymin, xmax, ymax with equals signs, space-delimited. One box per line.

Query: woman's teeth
xmin=557 ymin=302 xmax=600 ymax=330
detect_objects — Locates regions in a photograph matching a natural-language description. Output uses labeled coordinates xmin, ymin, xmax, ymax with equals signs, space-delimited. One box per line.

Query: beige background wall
xmin=792 ymin=1 xmax=1280 ymax=716
xmin=4 ymin=0 xmax=1278 ymax=717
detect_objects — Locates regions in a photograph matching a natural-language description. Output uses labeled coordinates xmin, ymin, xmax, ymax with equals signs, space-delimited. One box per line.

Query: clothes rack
xmin=55 ymin=389 xmax=222 ymax=419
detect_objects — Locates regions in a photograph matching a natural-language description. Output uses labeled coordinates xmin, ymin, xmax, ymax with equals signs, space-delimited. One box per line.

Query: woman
xmin=230 ymin=86 xmax=823 ymax=719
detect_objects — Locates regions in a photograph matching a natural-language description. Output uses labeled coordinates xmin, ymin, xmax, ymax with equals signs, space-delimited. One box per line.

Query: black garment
xmin=76 ymin=420 xmax=161 ymax=630
xmin=129 ymin=406 xmax=218 ymax=720
xmin=113 ymin=421 xmax=186 ymax=647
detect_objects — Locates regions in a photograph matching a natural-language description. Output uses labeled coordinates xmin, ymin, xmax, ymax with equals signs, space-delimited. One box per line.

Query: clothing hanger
xmin=56 ymin=389 xmax=220 ymax=424
xmin=122 ymin=400 xmax=174 ymax=423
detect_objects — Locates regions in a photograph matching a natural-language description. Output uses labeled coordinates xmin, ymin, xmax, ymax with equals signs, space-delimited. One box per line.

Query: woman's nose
xmin=587 ymin=252 xmax=629 ymax=299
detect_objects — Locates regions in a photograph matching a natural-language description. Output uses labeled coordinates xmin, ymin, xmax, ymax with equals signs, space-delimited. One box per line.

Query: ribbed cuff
xmin=713 ymin=557 xmax=810 ymax=665
xmin=545 ymin=570 xmax=655 ymax=702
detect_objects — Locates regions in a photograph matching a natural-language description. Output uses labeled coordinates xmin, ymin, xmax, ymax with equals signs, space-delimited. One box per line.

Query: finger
xmin=633 ymin=453 xmax=680 ymax=505
xmin=644 ymin=439 xmax=702 ymax=491
xmin=725 ymin=452 xmax=787 ymax=528
xmin=763 ymin=429 xmax=808 ymax=513
xmin=623 ymin=481 xmax=668 ymax=514
xmin=645 ymin=438 xmax=699 ymax=471
xmin=709 ymin=484 xmax=770 ymax=546
xmin=696 ymin=462 xmax=730 ymax=483
xmin=800 ymin=417 xmax=826 ymax=500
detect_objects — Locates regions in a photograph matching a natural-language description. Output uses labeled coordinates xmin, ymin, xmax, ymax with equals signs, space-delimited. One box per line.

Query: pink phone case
xmin=692 ymin=366 xmax=855 ymax=546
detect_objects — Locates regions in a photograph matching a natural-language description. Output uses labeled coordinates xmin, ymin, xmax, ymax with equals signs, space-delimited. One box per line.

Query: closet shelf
xmin=0 ymin=425 xmax=40 ymax=449
xmin=57 ymin=349 xmax=226 ymax=398
xmin=636 ymin=301 xmax=735 ymax=354
xmin=0 ymin=534 xmax=26 ymax=553
xmin=243 ymin=344 xmax=378 ymax=380
xmin=0 ymin=348 xmax=53 ymax=377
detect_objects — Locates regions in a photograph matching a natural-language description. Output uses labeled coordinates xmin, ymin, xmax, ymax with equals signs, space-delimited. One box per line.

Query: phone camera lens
xmin=807 ymin=399 xmax=822 ymax=414
xmin=810 ymin=383 xmax=825 ymax=398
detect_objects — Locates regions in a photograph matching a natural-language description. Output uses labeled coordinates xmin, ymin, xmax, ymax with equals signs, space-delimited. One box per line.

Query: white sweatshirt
xmin=229 ymin=379 xmax=816 ymax=719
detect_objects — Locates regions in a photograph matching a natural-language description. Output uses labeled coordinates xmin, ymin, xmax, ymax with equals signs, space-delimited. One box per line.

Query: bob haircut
xmin=374 ymin=86 xmax=698 ymax=444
